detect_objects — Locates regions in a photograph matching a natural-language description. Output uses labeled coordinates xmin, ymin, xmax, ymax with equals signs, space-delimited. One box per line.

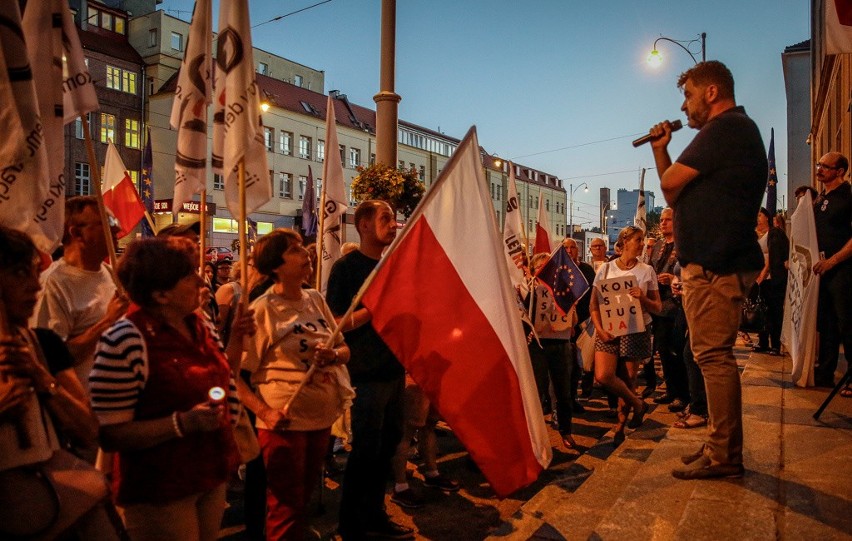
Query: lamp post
xmin=569 ymin=182 xmax=588 ymax=240
xmin=647 ymin=32 xmax=706 ymax=67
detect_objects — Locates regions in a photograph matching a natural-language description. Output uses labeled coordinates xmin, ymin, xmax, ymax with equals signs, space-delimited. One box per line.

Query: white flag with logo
xmin=0 ymin=2 xmax=51 ymax=252
xmin=212 ymin=0 xmax=271 ymax=218
xmin=634 ymin=168 xmax=647 ymax=232
xmin=503 ymin=164 xmax=528 ymax=296
xmin=22 ymin=0 xmax=68 ymax=253
xmin=782 ymin=191 xmax=820 ymax=387
xmin=60 ymin=0 xmax=98 ymax=123
xmin=170 ymin=0 xmax=212 ymax=213
xmin=319 ymin=95 xmax=349 ymax=294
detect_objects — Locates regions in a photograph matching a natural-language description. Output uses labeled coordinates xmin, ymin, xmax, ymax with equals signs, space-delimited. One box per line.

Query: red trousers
xmin=257 ymin=427 xmax=330 ymax=541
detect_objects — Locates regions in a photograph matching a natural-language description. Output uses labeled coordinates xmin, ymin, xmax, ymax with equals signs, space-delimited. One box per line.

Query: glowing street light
xmin=647 ymin=32 xmax=706 ymax=67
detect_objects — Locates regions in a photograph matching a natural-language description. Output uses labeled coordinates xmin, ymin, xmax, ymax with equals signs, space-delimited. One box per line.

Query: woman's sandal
xmin=673 ymin=413 xmax=708 ymax=429
xmin=561 ymin=434 xmax=577 ymax=449
xmin=840 ymin=385 xmax=852 ymax=398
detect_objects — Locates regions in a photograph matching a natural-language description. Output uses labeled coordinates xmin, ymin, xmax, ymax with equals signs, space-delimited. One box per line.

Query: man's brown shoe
xmin=672 ymin=455 xmax=744 ymax=480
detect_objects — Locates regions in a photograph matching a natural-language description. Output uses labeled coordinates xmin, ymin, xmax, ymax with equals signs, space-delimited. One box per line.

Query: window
xmin=106 ymin=66 xmax=121 ymax=90
xmin=87 ymin=7 xmax=98 ymax=27
xmin=171 ymin=32 xmax=183 ymax=51
xmin=298 ymin=176 xmax=307 ymax=200
xmin=528 ymin=195 xmax=533 ymax=208
xmin=124 ymin=119 xmax=140 ymax=149
xmin=419 ymin=165 xmax=425 ymax=180
xmin=100 ymin=113 xmax=115 ymax=143
xmin=398 ymin=160 xmax=405 ymax=169
xmin=213 ymin=174 xmax=224 ymax=191
xmin=74 ymin=162 xmax=91 ymax=195
xmin=317 ymin=140 xmax=325 ymax=162
xmin=264 ymin=127 xmax=273 ymax=151
xmin=278 ymin=172 xmax=292 ymax=198
xmin=258 ymin=62 xmax=268 ymax=75
xmin=128 ymin=170 xmax=139 ymax=189
xmin=74 ymin=113 xmax=91 ymax=139
xmin=339 ymin=145 xmax=345 ymax=167
xmin=256 ymin=222 xmax=274 ymax=235
xmin=349 ymin=148 xmax=361 ymax=168
xmin=122 ymin=71 xmax=137 ymax=95
xmin=101 ymin=12 xmax=113 ymax=31
xmin=546 ymin=199 xmax=550 ymax=212
xmin=148 ymin=28 xmax=158 ymax=47
xmin=114 ymin=16 xmax=125 ymax=35
xmin=294 ymin=74 xmax=303 ymax=87
xmin=212 ymin=218 xmax=238 ymax=233
xmin=279 ymin=131 xmax=292 ymax=155
xmin=298 ymin=136 xmax=311 ymax=160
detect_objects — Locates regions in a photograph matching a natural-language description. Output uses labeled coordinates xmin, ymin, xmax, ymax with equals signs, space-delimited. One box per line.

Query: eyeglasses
xmin=815 ymin=162 xmax=840 ymax=171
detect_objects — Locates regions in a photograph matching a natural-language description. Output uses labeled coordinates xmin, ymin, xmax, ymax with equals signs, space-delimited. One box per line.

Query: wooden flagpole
xmin=199 ymin=189 xmax=207 ymax=272
xmin=80 ymin=115 xmax=118 ymax=270
xmin=238 ymin=162 xmax=248 ymax=307
xmin=315 ymin=179 xmax=327 ymax=290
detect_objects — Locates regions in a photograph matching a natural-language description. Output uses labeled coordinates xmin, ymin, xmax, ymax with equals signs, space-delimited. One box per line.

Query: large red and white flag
xmin=0 ymin=2 xmax=51 ymax=251
xmin=361 ymin=127 xmax=552 ymax=497
xmin=102 ymin=143 xmax=145 ymax=238
xmin=782 ymin=191 xmax=820 ymax=387
xmin=212 ymin=0 xmax=271 ymax=218
xmin=503 ymin=163 xmax=528 ymax=296
xmin=170 ymin=0 xmax=212 ymax=213
xmin=534 ymin=190 xmax=553 ymax=255
xmin=826 ymin=0 xmax=852 ymax=54
xmin=318 ymin=95 xmax=349 ymax=294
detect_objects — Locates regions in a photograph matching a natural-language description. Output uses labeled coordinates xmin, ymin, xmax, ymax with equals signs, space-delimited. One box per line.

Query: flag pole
xmin=316 ymin=180 xmax=327 ymax=290
xmin=199 ymin=189 xmax=207 ymax=272
xmin=81 ymin=115 xmax=118 ymax=269
xmin=238 ymin=161 xmax=248 ymax=307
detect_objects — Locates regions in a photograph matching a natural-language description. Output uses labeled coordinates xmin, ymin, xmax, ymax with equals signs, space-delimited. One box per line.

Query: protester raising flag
xmin=102 ymin=143 xmax=145 ymax=238
xmin=171 ymin=0 xmax=212 ymax=213
xmin=535 ymin=245 xmax=590 ymax=315
xmin=503 ymin=163 xmax=529 ymax=296
xmin=359 ymin=127 xmax=552 ymax=497
xmin=0 ymin=2 xmax=53 ymax=252
xmin=212 ymin=0 xmax=271 ymax=219
xmin=782 ymin=190 xmax=820 ymax=387
xmin=534 ymin=191 xmax=553 ymax=255
xmin=318 ymin=95 xmax=349 ymax=294
xmin=634 ymin=168 xmax=647 ymax=232
xmin=765 ymin=128 xmax=777 ymax=217
xmin=140 ymin=129 xmax=156 ymax=237
xmin=302 ymin=165 xmax=317 ymax=237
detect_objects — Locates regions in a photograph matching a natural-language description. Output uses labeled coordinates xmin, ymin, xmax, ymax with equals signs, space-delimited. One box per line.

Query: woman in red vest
xmin=90 ymin=237 xmax=255 ymax=541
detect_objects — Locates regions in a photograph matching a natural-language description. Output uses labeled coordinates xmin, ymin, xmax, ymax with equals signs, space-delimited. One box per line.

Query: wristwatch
xmin=42 ymin=380 xmax=61 ymax=397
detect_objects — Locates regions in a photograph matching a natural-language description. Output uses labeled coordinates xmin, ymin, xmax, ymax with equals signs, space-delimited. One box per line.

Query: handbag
xmin=232 ymin=405 xmax=261 ymax=464
xmin=740 ymin=285 xmax=767 ymax=333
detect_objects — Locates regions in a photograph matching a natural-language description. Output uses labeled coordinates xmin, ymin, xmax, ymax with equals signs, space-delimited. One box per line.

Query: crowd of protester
xmin=1 ymin=59 xmax=849 ymax=541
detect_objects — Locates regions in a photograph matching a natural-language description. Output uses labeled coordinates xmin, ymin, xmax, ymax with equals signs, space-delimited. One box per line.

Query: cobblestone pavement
xmin=219 ymin=386 xmax=628 ymax=540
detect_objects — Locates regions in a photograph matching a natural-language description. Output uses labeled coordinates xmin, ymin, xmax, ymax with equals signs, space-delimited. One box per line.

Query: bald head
xmin=562 ymin=237 xmax=579 ymax=262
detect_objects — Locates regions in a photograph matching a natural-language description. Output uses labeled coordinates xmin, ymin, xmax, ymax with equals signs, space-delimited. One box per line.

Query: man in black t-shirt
xmin=326 ymin=200 xmax=413 ymax=541
xmin=647 ymin=61 xmax=766 ymax=480
xmin=812 ymin=152 xmax=852 ymax=388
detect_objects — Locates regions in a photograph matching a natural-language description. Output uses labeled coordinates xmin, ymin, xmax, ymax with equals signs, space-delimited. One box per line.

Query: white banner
xmin=319 ymin=95 xmax=349 ymax=294
xmin=503 ymin=164 xmax=528 ymax=297
xmin=782 ymin=192 xmax=820 ymax=387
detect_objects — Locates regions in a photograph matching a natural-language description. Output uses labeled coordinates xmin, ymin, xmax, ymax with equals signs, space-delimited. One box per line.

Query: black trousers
xmin=529 ymin=340 xmax=575 ymax=436
xmin=816 ymin=264 xmax=852 ymax=383
xmin=338 ymin=377 xmax=405 ymax=537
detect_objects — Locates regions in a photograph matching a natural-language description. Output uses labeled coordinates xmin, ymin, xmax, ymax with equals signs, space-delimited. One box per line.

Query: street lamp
xmin=647 ymin=32 xmax=706 ymax=67
xmin=569 ymin=182 xmax=588 ymax=239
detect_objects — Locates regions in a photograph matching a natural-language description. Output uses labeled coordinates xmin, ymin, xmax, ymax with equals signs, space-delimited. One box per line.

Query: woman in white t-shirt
xmin=590 ymin=226 xmax=662 ymax=439
xmin=237 ymin=229 xmax=352 ymax=540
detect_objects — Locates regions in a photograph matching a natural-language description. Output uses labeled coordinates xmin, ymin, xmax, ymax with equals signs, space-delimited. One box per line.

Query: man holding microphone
xmin=641 ymin=60 xmax=767 ymax=480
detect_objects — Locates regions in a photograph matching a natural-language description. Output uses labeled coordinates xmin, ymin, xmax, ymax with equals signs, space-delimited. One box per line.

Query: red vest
xmin=115 ymin=307 xmax=238 ymax=505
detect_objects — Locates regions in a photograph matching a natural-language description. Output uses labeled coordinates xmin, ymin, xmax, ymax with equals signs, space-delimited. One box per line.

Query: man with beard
xmin=327 ymin=200 xmax=413 ymax=540
xmin=646 ymin=61 xmax=766 ymax=480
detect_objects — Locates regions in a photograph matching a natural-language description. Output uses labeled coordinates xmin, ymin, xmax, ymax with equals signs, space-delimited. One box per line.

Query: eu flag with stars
xmin=140 ymin=128 xmax=155 ymax=237
xmin=535 ymin=246 xmax=590 ymax=315
xmin=766 ymin=128 xmax=777 ymax=217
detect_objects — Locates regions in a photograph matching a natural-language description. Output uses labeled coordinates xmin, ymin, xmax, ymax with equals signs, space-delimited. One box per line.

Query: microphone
xmin=632 ymin=120 xmax=683 ymax=147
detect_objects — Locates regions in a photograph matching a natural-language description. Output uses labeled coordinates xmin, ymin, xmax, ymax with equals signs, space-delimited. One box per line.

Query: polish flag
xmin=360 ymin=127 xmax=552 ymax=497
xmin=534 ymin=191 xmax=553 ymax=255
xmin=102 ymin=142 xmax=145 ymax=238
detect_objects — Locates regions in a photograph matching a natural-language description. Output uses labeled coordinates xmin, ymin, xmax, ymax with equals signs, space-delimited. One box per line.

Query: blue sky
xmin=162 ymin=0 xmax=808 ymax=229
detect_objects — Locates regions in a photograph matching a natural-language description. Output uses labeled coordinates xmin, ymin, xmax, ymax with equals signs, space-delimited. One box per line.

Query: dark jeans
xmin=653 ymin=314 xmax=690 ymax=402
xmin=529 ymin=340 xmax=575 ymax=436
xmin=816 ymin=264 xmax=852 ymax=383
xmin=682 ymin=330 xmax=707 ymax=416
xmin=338 ymin=377 xmax=405 ymax=537
xmin=758 ymin=278 xmax=786 ymax=351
